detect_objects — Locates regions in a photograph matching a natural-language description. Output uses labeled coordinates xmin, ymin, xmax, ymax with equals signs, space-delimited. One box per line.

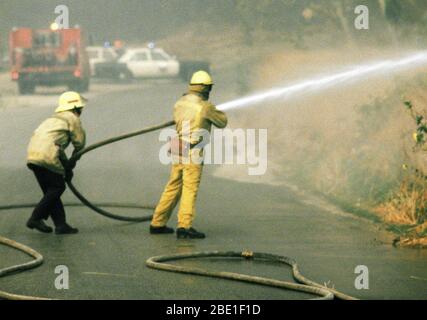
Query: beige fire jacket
xmin=172 ymin=92 xmax=227 ymax=162
xmin=27 ymin=111 xmax=86 ymax=176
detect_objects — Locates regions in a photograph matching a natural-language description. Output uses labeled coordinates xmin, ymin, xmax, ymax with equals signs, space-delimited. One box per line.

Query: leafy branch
xmin=404 ymin=100 xmax=427 ymax=151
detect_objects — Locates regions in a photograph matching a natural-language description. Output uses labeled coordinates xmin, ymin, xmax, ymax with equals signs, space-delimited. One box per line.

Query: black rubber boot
xmin=55 ymin=224 xmax=79 ymax=235
xmin=150 ymin=225 xmax=174 ymax=234
xmin=176 ymin=227 xmax=206 ymax=239
xmin=26 ymin=219 xmax=53 ymax=233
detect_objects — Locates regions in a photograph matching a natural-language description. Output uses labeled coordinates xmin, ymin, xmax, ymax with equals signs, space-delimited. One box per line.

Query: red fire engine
xmin=9 ymin=26 xmax=90 ymax=95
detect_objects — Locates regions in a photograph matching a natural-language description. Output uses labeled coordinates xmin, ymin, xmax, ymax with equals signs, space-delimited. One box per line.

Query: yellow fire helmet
xmin=55 ymin=91 xmax=87 ymax=113
xmin=190 ymin=70 xmax=213 ymax=86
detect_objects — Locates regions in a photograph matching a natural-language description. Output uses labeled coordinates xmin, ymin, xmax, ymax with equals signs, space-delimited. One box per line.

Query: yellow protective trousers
xmin=151 ymin=163 xmax=203 ymax=229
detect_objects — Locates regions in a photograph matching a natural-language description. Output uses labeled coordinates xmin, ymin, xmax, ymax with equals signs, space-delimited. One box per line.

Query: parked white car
xmin=118 ymin=48 xmax=180 ymax=78
xmin=91 ymin=45 xmax=210 ymax=82
xmin=86 ymin=46 xmax=118 ymax=76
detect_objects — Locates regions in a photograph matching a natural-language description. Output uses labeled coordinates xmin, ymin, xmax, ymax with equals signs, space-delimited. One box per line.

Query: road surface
xmin=0 ymin=77 xmax=426 ymax=300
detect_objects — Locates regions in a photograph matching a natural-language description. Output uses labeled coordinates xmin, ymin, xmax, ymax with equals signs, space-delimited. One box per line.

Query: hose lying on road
xmin=0 ymin=202 xmax=155 ymax=223
xmin=0 ymin=236 xmax=49 ymax=300
xmin=0 ymin=234 xmax=356 ymax=300
xmin=0 ymin=203 xmax=154 ymax=300
xmin=146 ymin=251 xmax=357 ymax=300
xmin=0 ymin=120 xmax=357 ymax=300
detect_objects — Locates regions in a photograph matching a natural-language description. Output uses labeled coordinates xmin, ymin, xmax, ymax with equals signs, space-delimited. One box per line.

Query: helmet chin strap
xmin=73 ymin=107 xmax=82 ymax=115
xmin=188 ymin=84 xmax=212 ymax=100
xmin=202 ymin=91 xmax=210 ymax=101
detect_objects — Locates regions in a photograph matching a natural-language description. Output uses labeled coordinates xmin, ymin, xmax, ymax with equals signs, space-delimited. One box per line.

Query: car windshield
xmin=151 ymin=51 xmax=168 ymax=61
xmin=130 ymin=52 xmax=148 ymax=61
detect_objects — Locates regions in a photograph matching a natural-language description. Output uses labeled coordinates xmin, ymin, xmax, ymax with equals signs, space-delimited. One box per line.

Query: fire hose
xmin=65 ymin=120 xmax=175 ymax=222
xmin=0 ymin=120 xmax=357 ymax=300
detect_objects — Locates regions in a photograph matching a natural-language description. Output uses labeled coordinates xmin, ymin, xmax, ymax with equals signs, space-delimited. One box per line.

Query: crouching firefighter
xmin=26 ymin=91 xmax=87 ymax=235
xmin=150 ymin=71 xmax=228 ymax=239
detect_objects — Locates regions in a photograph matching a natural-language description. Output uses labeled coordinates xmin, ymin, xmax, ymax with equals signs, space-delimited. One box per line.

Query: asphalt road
xmin=0 ymin=79 xmax=426 ymax=300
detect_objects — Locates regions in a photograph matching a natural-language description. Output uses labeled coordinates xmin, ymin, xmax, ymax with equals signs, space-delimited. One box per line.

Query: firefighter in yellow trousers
xmin=150 ymin=71 xmax=227 ymax=239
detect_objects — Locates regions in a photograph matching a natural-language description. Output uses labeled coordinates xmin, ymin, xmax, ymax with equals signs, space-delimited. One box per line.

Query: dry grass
xmin=396 ymin=235 xmax=427 ymax=248
xmin=376 ymin=177 xmax=426 ymax=226
xmin=374 ymin=139 xmax=427 ymax=247
xmin=373 ymin=97 xmax=427 ymax=247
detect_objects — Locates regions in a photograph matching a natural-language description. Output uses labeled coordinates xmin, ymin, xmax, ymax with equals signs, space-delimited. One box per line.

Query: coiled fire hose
xmin=0 ymin=236 xmax=47 ymax=300
xmin=146 ymin=251 xmax=357 ymax=300
xmin=0 ymin=120 xmax=357 ymax=300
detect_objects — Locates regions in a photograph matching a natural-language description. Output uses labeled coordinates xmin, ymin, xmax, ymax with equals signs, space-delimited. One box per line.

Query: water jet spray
xmin=217 ymin=51 xmax=427 ymax=111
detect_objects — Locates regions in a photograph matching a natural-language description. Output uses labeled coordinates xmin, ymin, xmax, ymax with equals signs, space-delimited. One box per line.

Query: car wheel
xmin=118 ymin=69 xmax=133 ymax=82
